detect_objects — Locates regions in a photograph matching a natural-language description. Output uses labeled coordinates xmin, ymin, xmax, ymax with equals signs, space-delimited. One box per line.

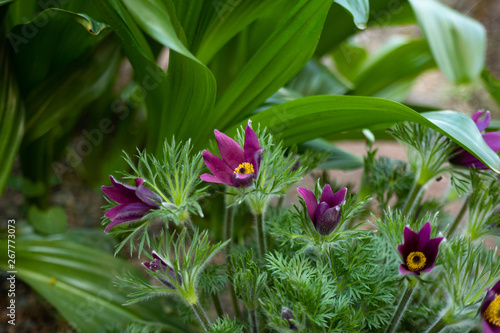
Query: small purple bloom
xmin=142 ymin=251 xmax=182 ymax=289
xmin=201 ymin=120 xmax=263 ymax=188
xmin=281 ymin=306 xmax=297 ymax=330
xmin=397 ymin=222 xmax=443 ymax=275
xmin=450 ymin=110 xmax=500 ymax=169
xmin=481 ymin=280 xmax=500 ymax=333
xmin=101 ymin=176 xmax=161 ymax=232
xmin=297 ymin=185 xmax=347 ymax=235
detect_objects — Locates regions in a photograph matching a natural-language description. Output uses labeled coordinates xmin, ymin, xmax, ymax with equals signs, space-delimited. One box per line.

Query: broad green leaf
xmin=332 ymin=42 xmax=368 ymax=81
xmin=287 ymin=59 xmax=352 ymax=96
xmin=23 ymin=39 xmax=120 ymax=142
xmin=0 ymin=0 xmax=13 ymax=6
xmin=120 ymin=0 xmax=217 ymax=151
xmin=211 ymin=0 xmax=333 ymax=139
xmin=55 ymin=8 xmax=108 ymax=35
xmin=409 ymin=0 xmax=486 ymax=84
xmin=351 ymin=38 xmax=435 ymax=98
xmin=0 ymin=237 xmax=192 ymax=333
xmin=481 ymin=69 xmax=500 ymax=107
xmin=0 ymin=39 xmax=24 ymax=195
xmin=334 ymin=0 xmax=369 ymax=29
xmin=28 ymin=205 xmax=68 ymax=235
xmin=8 ymin=8 xmax=107 ymax=92
xmin=197 ymin=0 xmax=284 ymax=63
xmin=229 ymin=96 xmax=500 ymax=172
xmin=299 ymin=139 xmax=364 ymax=170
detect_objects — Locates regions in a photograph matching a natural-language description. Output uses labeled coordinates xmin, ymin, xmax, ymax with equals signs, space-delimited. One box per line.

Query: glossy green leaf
xmin=299 ymin=139 xmax=364 ymax=170
xmin=197 ymin=0 xmax=284 ymax=63
xmin=0 ymin=0 xmax=14 ymax=5
xmin=287 ymin=59 xmax=352 ymax=96
xmin=481 ymin=69 xmax=500 ymax=107
xmin=55 ymin=9 xmax=108 ymax=35
xmin=409 ymin=0 xmax=486 ymax=84
xmin=229 ymin=96 xmax=500 ymax=172
xmin=23 ymin=39 xmax=121 ymax=142
xmin=0 ymin=237 xmax=192 ymax=333
xmin=212 ymin=0 xmax=333 ymax=138
xmin=0 ymin=39 xmax=24 ymax=195
xmin=351 ymin=38 xmax=435 ymax=98
xmin=334 ymin=0 xmax=369 ymax=29
xmin=332 ymin=42 xmax=368 ymax=81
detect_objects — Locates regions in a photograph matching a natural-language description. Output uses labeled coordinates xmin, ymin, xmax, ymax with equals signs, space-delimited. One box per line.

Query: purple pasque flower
xmin=281 ymin=306 xmax=297 ymax=330
xmin=101 ymin=176 xmax=161 ymax=232
xmin=142 ymin=251 xmax=182 ymax=289
xmin=397 ymin=222 xmax=443 ymax=275
xmin=481 ymin=280 xmax=500 ymax=333
xmin=201 ymin=120 xmax=263 ymax=188
xmin=450 ymin=110 xmax=500 ymax=169
xmin=297 ymin=185 xmax=347 ymax=235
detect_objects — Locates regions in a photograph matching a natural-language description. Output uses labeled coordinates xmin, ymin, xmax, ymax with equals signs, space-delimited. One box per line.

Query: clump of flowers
xmin=481 ymin=280 xmax=500 ymax=333
xmin=201 ymin=120 xmax=262 ymax=188
xmin=102 ymin=176 xmax=161 ymax=232
xmin=397 ymin=222 xmax=443 ymax=275
xmin=450 ymin=110 xmax=500 ymax=169
xmin=298 ymin=185 xmax=346 ymax=235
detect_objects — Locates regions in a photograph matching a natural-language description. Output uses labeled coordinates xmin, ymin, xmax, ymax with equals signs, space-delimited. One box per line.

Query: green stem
xmin=255 ymin=212 xmax=267 ymax=258
xmin=402 ymin=182 xmax=424 ymax=217
xmin=229 ymin=284 xmax=241 ymax=319
xmin=385 ymin=280 xmax=418 ymax=333
xmin=249 ymin=309 xmax=259 ymax=333
xmin=446 ymin=196 xmax=469 ymax=239
xmin=191 ymin=302 xmax=211 ymax=331
xmin=224 ymin=203 xmax=241 ymax=319
xmin=211 ymin=293 xmax=223 ymax=318
xmin=425 ymin=315 xmax=446 ymax=333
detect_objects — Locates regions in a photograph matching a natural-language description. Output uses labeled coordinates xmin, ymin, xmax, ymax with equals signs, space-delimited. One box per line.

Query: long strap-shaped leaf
xmin=229 ymin=95 xmax=500 ymax=172
xmin=0 ymin=38 xmax=24 ymax=194
xmin=211 ymin=0 xmax=333 ymax=140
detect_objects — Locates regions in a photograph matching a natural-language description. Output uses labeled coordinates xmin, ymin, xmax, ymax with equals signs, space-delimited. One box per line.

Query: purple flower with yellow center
xmin=201 ymin=120 xmax=263 ymax=188
xmin=297 ymin=185 xmax=347 ymax=235
xmin=397 ymin=222 xmax=443 ymax=275
xmin=142 ymin=251 xmax=182 ymax=289
xmin=101 ymin=176 xmax=161 ymax=232
xmin=450 ymin=110 xmax=500 ymax=169
xmin=481 ymin=280 xmax=500 ymax=333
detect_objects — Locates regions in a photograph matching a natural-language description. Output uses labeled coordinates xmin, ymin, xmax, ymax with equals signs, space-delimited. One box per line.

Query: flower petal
xmin=104 ymin=204 xmax=127 ymax=220
xmin=297 ymin=187 xmax=318 ymax=223
xmin=398 ymin=264 xmax=419 ymax=276
xmin=202 ymin=150 xmax=234 ymax=184
xmin=214 ymin=130 xmax=245 ymax=169
xmin=483 ymin=132 xmax=500 ymax=153
xmin=111 ymin=202 xmax=152 ymax=223
xmin=423 ymin=237 xmax=443 ymax=267
xmin=401 ymin=226 xmax=419 ymax=259
xmin=232 ymin=172 xmax=256 ymax=188
xmin=417 ymin=222 xmax=432 ymax=252
xmin=136 ymin=183 xmax=161 ymax=207
xmin=472 ymin=110 xmax=491 ymax=132
xmin=102 ymin=176 xmax=139 ymax=204
xmin=332 ymin=187 xmax=347 ymax=207
xmin=482 ymin=318 xmax=500 ymax=333
xmin=315 ymin=205 xmax=340 ymax=235
xmin=492 ymin=280 xmax=500 ymax=294
xmin=244 ymin=120 xmax=263 ymax=166
xmin=319 ymin=185 xmax=335 ymax=206
xmin=200 ymin=173 xmax=231 ymax=185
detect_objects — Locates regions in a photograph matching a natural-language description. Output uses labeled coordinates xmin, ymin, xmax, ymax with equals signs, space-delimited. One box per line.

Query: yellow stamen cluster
xmin=234 ymin=163 xmax=254 ymax=175
xmin=406 ymin=251 xmax=427 ymax=271
xmin=484 ymin=294 xmax=500 ymax=327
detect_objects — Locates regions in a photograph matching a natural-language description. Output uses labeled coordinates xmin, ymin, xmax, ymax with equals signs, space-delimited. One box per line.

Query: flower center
xmin=234 ymin=163 xmax=254 ymax=175
xmin=406 ymin=251 xmax=427 ymax=271
xmin=484 ymin=294 xmax=500 ymax=326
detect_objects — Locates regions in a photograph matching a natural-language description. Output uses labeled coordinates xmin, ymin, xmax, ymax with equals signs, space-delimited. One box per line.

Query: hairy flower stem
xmin=255 ymin=212 xmax=267 ymax=258
xmin=446 ymin=196 xmax=469 ymax=238
xmin=249 ymin=309 xmax=259 ymax=333
xmin=191 ymin=302 xmax=211 ymax=331
xmin=211 ymin=293 xmax=223 ymax=318
xmin=385 ymin=280 xmax=419 ymax=333
xmin=425 ymin=315 xmax=446 ymax=333
xmin=402 ymin=182 xmax=424 ymax=217
xmin=223 ymin=203 xmax=242 ymax=319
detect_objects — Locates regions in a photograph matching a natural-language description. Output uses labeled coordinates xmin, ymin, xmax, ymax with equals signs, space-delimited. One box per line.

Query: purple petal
xmin=483 ymin=132 xmax=500 ymax=153
xmin=472 ymin=110 xmax=491 ymax=132
xmin=492 ymin=280 xmax=500 ymax=294
xmin=135 ymin=178 xmax=145 ymax=187
xmin=481 ymin=289 xmax=497 ymax=314
xmin=232 ymin=172 xmax=256 ymax=188
xmin=152 ymin=251 xmax=167 ymax=266
xmin=400 ymin=226 xmax=419 ymax=259
xmin=105 ymin=204 xmax=127 ymax=220
xmin=417 ymin=222 xmax=432 ymax=252
xmin=398 ymin=264 xmax=419 ymax=276
xmin=315 ymin=205 xmax=341 ymax=235
xmin=102 ymin=176 xmax=139 ymax=204
xmin=423 ymin=237 xmax=444 ymax=267
xmin=110 ymin=202 xmax=152 ymax=225
xmin=214 ymin=130 xmax=245 ymax=169
xmin=244 ymin=120 xmax=263 ymax=168
xmin=200 ymin=173 xmax=231 ymax=185
xmin=332 ymin=188 xmax=347 ymax=207
xmin=202 ymin=150 xmax=234 ymax=184
xmin=136 ymin=184 xmax=161 ymax=207
xmin=482 ymin=318 xmax=500 ymax=333
xmin=297 ymin=187 xmax=318 ymax=222
xmin=319 ymin=185 xmax=335 ymax=207
xmin=315 ymin=202 xmax=330 ymax=223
